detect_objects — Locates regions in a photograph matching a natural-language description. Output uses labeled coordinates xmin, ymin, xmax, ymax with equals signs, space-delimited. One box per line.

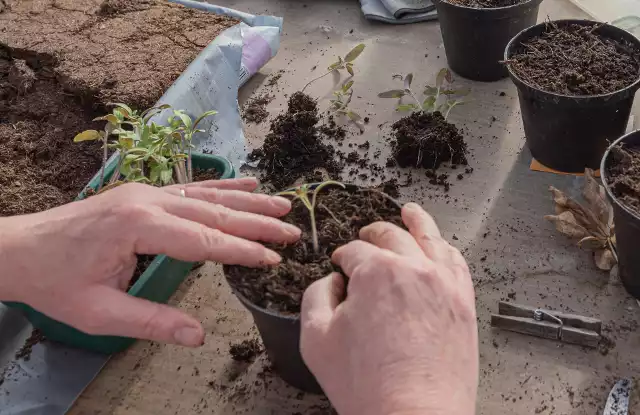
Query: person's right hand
xmin=301 ymin=203 xmax=478 ymax=415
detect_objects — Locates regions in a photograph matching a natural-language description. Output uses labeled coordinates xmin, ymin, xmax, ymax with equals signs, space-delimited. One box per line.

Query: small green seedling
xmin=301 ymin=44 xmax=366 ymax=92
xmin=74 ymin=103 xmax=217 ymax=191
xmin=378 ymin=69 xmax=470 ymax=119
xmin=329 ymin=81 xmax=364 ymax=132
xmin=275 ymin=180 xmax=346 ymax=254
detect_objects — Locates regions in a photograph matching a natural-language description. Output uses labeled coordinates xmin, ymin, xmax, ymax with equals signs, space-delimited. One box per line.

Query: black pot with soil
xmin=601 ymin=131 xmax=640 ymax=299
xmin=432 ymin=0 xmax=543 ymax=82
xmin=224 ymin=183 xmax=403 ymax=392
xmin=505 ymin=20 xmax=640 ymax=173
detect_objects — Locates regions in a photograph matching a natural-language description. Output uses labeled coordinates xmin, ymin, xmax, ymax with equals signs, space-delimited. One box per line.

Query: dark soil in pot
xmin=606 ymin=145 xmax=640 ymax=214
xmin=224 ymin=185 xmax=402 ymax=392
xmin=433 ymin=0 xmax=543 ymax=81
xmin=506 ymin=20 xmax=640 ymax=173
xmin=248 ymin=92 xmax=346 ymax=190
xmin=387 ymin=111 xmax=468 ymax=172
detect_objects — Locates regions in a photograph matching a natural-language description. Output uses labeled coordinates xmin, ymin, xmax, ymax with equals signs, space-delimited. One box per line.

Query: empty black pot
xmin=506 ymin=20 xmax=640 ymax=173
xmin=433 ymin=0 xmax=543 ymax=82
xmin=601 ymin=131 xmax=640 ymax=299
xmin=232 ymin=292 xmax=323 ymax=393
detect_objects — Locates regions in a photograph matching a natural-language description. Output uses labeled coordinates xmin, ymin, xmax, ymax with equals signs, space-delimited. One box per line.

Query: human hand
xmin=0 ymin=178 xmax=300 ymax=347
xmin=301 ymin=203 xmax=478 ymax=415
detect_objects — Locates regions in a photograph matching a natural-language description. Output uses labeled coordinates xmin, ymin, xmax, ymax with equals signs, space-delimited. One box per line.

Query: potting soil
xmin=509 ymin=22 xmax=640 ymax=96
xmin=247 ymin=92 xmax=343 ymax=190
xmin=444 ymin=0 xmax=526 ymax=8
xmin=606 ymin=144 xmax=640 ymax=215
xmin=388 ymin=111 xmax=468 ymax=170
xmin=224 ymin=187 xmax=403 ymax=314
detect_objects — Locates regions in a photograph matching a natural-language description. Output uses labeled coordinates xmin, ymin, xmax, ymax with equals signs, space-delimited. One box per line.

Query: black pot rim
xmin=433 ymin=0 xmax=541 ymax=11
xmin=505 ymin=19 xmax=640 ymax=100
xmin=600 ymin=130 xmax=640 ymax=222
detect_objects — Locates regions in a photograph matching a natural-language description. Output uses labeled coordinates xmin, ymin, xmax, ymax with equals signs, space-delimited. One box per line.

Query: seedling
xmin=301 ymin=44 xmax=366 ymax=92
xmin=275 ymin=180 xmax=346 ymax=254
xmin=378 ymin=69 xmax=470 ymax=119
xmin=329 ymin=80 xmax=364 ymax=132
xmin=74 ymin=103 xmax=217 ymax=191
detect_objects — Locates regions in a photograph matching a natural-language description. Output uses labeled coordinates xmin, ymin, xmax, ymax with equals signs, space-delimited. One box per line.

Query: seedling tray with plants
xmin=6 ymin=103 xmax=235 ymax=354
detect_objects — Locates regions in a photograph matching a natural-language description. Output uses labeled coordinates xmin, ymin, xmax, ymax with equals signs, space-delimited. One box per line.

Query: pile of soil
xmin=509 ymin=23 xmax=640 ymax=96
xmin=606 ymin=144 xmax=640 ymax=214
xmin=388 ymin=111 xmax=468 ymax=170
xmin=0 ymin=50 xmax=104 ymax=216
xmin=192 ymin=166 xmax=222 ymax=182
xmin=1 ymin=0 xmax=239 ymax=109
xmin=225 ymin=186 xmax=403 ymax=314
xmin=229 ymin=339 xmax=263 ymax=363
xmin=242 ymin=94 xmax=273 ymax=124
xmin=445 ymin=0 xmax=525 ymax=7
xmin=248 ymin=92 xmax=343 ymax=189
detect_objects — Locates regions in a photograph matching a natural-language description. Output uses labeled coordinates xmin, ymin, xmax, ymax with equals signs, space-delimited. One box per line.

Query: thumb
xmin=301 ymin=272 xmax=345 ymax=333
xmin=71 ymin=287 xmax=204 ymax=347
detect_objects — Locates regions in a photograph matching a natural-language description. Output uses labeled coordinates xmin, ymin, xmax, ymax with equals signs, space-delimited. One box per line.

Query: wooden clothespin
xmin=491 ymin=302 xmax=602 ymax=348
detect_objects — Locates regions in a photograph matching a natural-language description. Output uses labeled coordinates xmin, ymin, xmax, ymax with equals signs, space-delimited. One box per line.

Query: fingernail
xmin=266 ymin=250 xmax=282 ymax=263
xmin=404 ymin=202 xmax=420 ymax=212
xmin=271 ymin=196 xmax=292 ymax=210
xmin=284 ymin=223 xmax=302 ymax=238
xmin=174 ymin=326 xmax=203 ymax=347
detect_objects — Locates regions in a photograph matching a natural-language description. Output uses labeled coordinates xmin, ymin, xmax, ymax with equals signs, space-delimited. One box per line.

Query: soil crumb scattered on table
xmin=225 ymin=187 xmax=403 ymax=314
xmin=266 ymin=70 xmax=285 ymax=87
xmin=388 ymin=111 xmax=468 ymax=171
xmin=247 ymin=92 xmax=343 ymax=189
xmin=229 ymin=339 xmax=263 ymax=363
xmin=606 ymin=144 xmax=640 ymax=214
xmin=509 ymin=22 xmax=640 ymax=96
xmin=444 ymin=0 xmax=525 ymax=7
xmin=15 ymin=329 xmax=45 ymax=361
xmin=242 ymin=94 xmax=273 ymax=124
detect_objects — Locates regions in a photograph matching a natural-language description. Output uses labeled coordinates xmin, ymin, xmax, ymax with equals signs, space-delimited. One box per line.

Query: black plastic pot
xmin=233 ymin=292 xmax=323 ymax=393
xmin=506 ymin=20 xmax=640 ymax=173
xmin=433 ymin=0 xmax=543 ymax=82
xmin=601 ymin=131 xmax=640 ymax=299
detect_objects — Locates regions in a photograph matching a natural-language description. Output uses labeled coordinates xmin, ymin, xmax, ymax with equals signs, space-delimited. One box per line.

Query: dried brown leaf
xmin=583 ymin=168 xmax=613 ymax=230
xmin=544 ymin=211 xmax=591 ymax=240
xmin=548 ymin=186 xmax=606 ymax=238
xmin=578 ymin=236 xmax=607 ymax=251
xmin=595 ymin=249 xmax=616 ymax=271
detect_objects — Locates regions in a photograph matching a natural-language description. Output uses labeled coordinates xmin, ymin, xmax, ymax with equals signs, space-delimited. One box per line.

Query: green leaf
xmin=442 ymin=88 xmax=471 ymax=97
xmin=342 ymin=80 xmax=354 ymax=92
xmin=436 ymin=68 xmax=451 ymax=88
xmin=423 ymin=86 xmax=438 ymax=96
xmin=328 ymin=61 xmax=343 ymax=71
xmin=396 ymin=104 xmax=419 ymax=112
xmin=346 ymin=64 xmax=354 ymax=76
xmin=193 ymin=110 xmax=218 ymax=130
xmin=173 ymin=110 xmax=193 ymax=131
xmin=422 ymin=96 xmax=437 ymax=111
xmin=378 ymin=90 xmax=406 ymax=98
xmin=108 ymin=103 xmax=134 ymax=118
xmin=344 ymin=44 xmax=365 ymax=62
xmin=74 ymin=130 xmax=102 ymax=142
xmin=347 ymin=111 xmax=361 ymax=121
xmin=404 ymin=73 xmax=413 ymax=91
xmin=93 ymin=114 xmax=119 ymax=125
xmin=119 ymin=136 xmax=134 ymax=149
xmin=141 ymin=104 xmax=171 ymax=118
xmin=160 ymin=169 xmax=173 ymax=185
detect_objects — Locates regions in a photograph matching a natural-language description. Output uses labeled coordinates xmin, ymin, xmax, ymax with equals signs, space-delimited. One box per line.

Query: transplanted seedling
xmin=378 ymin=69 xmax=470 ymax=119
xmin=275 ymin=180 xmax=346 ymax=254
xmin=329 ymin=80 xmax=364 ymax=132
xmin=74 ymin=103 xmax=217 ymax=191
xmin=302 ymin=44 xmax=366 ymax=92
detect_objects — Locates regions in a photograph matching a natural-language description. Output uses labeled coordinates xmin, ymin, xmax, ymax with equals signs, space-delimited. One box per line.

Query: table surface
xmin=28 ymin=0 xmax=640 ymax=413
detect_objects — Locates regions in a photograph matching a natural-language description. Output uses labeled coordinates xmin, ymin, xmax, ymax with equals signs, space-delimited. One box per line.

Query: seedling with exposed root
xmin=302 ymin=44 xmax=366 ymax=92
xmin=275 ymin=180 xmax=346 ymax=254
xmin=378 ymin=69 xmax=470 ymax=119
xmin=74 ymin=103 xmax=217 ymax=191
xmin=329 ymin=80 xmax=364 ymax=132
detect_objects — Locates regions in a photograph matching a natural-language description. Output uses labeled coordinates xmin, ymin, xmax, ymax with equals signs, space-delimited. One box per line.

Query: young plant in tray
xmin=378 ymin=69 xmax=470 ymax=119
xmin=329 ymin=80 xmax=364 ymax=132
xmin=275 ymin=180 xmax=346 ymax=254
xmin=74 ymin=103 xmax=217 ymax=191
xmin=302 ymin=43 xmax=366 ymax=92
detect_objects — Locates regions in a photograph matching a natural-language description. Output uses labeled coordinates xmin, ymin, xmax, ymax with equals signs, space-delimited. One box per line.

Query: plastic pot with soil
xmin=505 ymin=20 xmax=640 ymax=173
xmin=601 ymin=131 xmax=640 ymax=299
xmin=224 ymin=182 xmax=403 ymax=393
xmin=432 ymin=0 xmax=543 ymax=82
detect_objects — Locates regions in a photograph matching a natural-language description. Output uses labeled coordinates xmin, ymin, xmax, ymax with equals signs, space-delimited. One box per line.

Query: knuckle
xmin=201 ymin=187 xmax=222 ymax=204
xmin=208 ymin=205 xmax=231 ymax=225
xmin=200 ymin=227 xmax=225 ymax=249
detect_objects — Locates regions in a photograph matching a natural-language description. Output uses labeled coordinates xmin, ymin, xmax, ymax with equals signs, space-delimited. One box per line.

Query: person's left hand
xmin=0 ymin=178 xmax=299 ymax=347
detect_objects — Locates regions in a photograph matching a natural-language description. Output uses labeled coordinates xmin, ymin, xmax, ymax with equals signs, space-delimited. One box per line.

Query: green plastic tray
xmin=5 ymin=152 xmax=235 ymax=354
